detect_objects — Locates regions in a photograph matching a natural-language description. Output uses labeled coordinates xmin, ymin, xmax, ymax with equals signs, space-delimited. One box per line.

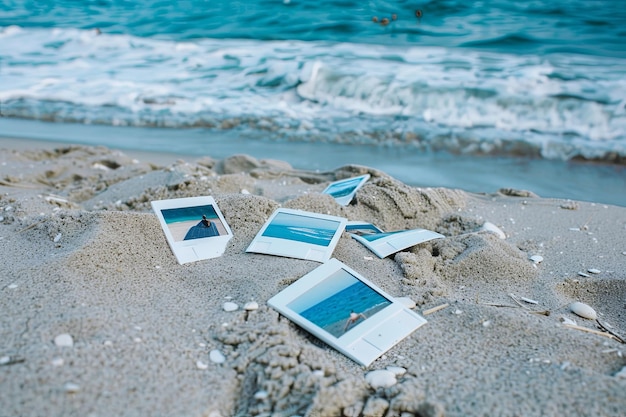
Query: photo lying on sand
xmin=287 ymin=268 xmax=392 ymax=338
xmin=151 ymin=196 xmax=233 ymax=264
xmin=161 ymin=204 xmax=227 ymax=242
xmin=322 ymin=174 xmax=370 ymax=205
xmin=261 ymin=211 xmax=343 ymax=247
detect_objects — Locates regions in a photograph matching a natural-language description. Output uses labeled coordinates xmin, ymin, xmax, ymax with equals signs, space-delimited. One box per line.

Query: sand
xmin=0 ymin=139 xmax=624 ymax=417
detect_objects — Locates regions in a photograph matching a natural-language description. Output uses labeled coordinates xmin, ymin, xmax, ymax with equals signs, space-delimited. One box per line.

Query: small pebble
xmin=241 ymin=189 xmax=250 ymax=195
xmin=254 ymin=390 xmax=269 ymax=400
xmin=481 ymin=222 xmax=506 ymax=239
xmin=64 ymin=382 xmax=80 ymax=393
xmin=482 ymin=320 xmax=491 ymax=327
xmin=51 ymin=357 xmax=64 ymax=367
xmin=529 ymin=255 xmax=543 ymax=264
xmin=223 ymin=302 xmax=238 ymax=312
xmin=587 ymin=268 xmax=601 ymax=274
xmin=244 ymin=301 xmax=259 ymax=311
xmin=209 ymin=349 xmax=226 ymax=364
xmin=196 ymin=360 xmax=209 ymax=370
xmin=53 ymin=233 xmax=62 ymax=243
xmin=454 ymin=309 xmax=463 ymax=315
xmin=0 ymin=356 xmax=10 ymax=365
xmin=569 ymin=301 xmax=597 ymax=320
xmin=54 ymin=333 xmax=74 ymax=347
xmin=365 ymin=369 xmax=397 ymax=389
xmin=8 ymin=283 xmax=18 ymax=289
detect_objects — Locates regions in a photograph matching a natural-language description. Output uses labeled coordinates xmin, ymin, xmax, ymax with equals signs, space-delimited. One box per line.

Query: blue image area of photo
xmin=262 ymin=212 xmax=340 ymax=247
xmin=161 ymin=205 xmax=218 ymax=224
xmin=360 ymin=230 xmax=405 ymax=242
xmin=324 ymin=177 xmax=363 ymax=198
xmin=288 ymin=269 xmax=392 ymax=338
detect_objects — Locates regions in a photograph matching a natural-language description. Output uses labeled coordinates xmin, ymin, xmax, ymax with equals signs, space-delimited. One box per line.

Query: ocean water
xmin=1 ymin=0 xmax=625 ymax=205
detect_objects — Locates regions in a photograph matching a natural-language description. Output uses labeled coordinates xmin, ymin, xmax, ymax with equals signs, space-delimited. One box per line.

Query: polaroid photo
xmin=322 ymin=174 xmax=370 ymax=206
xmin=268 ymin=258 xmax=427 ymax=367
xmin=245 ymin=208 xmax=347 ymax=263
xmin=347 ymin=221 xmax=445 ymax=258
xmin=151 ymin=196 xmax=233 ymax=264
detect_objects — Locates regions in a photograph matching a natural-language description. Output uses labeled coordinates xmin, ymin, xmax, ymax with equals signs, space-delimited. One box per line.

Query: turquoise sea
xmin=1 ymin=1 xmax=625 ymax=205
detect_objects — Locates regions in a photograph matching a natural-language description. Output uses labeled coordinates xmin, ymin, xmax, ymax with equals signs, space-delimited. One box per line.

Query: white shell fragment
xmin=209 ymin=349 xmax=226 ymax=364
xmin=196 ymin=360 xmax=209 ymax=370
xmin=577 ymin=271 xmax=591 ymax=278
xmin=481 ymin=222 xmax=506 ymax=239
xmin=529 ymin=255 xmax=543 ymax=264
xmin=520 ymin=297 xmax=538 ymax=305
xmin=244 ymin=301 xmax=259 ymax=311
xmin=254 ymin=390 xmax=269 ymax=400
xmin=365 ymin=369 xmax=397 ymax=389
xmin=223 ymin=302 xmax=238 ymax=312
xmin=587 ymin=268 xmax=601 ymax=274
xmin=53 ymin=233 xmax=62 ymax=243
xmin=54 ymin=333 xmax=74 ymax=347
xmin=569 ymin=301 xmax=597 ymax=320
xmin=64 ymin=382 xmax=80 ymax=393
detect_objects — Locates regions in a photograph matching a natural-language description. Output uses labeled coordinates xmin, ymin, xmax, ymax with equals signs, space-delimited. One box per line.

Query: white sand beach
xmin=0 ymin=139 xmax=624 ymax=417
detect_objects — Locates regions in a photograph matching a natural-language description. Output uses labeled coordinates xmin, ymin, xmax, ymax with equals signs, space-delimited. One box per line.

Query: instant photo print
xmin=246 ymin=208 xmax=347 ymax=263
xmin=347 ymin=221 xmax=445 ymax=258
xmin=268 ymin=258 xmax=427 ymax=367
xmin=151 ymin=196 xmax=233 ymax=264
xmin=322 ymin=174 xmax=370 ymax=206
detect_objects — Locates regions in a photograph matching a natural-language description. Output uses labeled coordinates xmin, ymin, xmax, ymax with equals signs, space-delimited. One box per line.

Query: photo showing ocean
xmin=262 ymin=212 xmax=341 ymax=246
xmin=160 ymin=204 xmax=223 ymax=241
xmin=1 ymin=1 xmax=625 ymax=205
xmin=324 ymin=177 xmax=366 ymax=198
xmin=161 ymin=205 xmax=218 ymax=225
xmin=288 ymin=268 xmax=391 ymax=338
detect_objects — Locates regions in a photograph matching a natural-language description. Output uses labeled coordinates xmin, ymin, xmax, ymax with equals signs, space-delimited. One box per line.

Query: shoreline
xmin=1 ymin=139 xmax=625 ymax=417
xmin=1 ymin=118 xmax=626 ymax=207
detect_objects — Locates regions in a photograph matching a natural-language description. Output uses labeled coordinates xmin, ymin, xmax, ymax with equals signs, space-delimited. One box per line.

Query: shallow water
xmin=2 ymin=118 xmax=624 ymax=207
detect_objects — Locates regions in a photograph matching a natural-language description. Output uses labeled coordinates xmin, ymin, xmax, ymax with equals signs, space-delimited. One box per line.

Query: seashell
xmin=480 ymin=222 xmax=506 ymax=239
xmin=54 ymin=333 xmax=74 ymax=347
xmin=385 ymin=366 xmax=407 ymax=377
xmin=395 ymin=297 xmax=416 ymax=309
xmin=587 ymin=268 xmax=601 ymax=274
xmin=196 ymin=360 xmax=208 ymax=370
xmin=569 ymin=301 xmax=597 ymax=320
xmin=244 ymin=301 xmax=259 ymax=311
xmin=365 ymin=369 xmax=397 ymax=389
xmin=223 ymin=302 xmax=238 ymax=312
xmin=209 ymin=349 xmax=226 ymax=364
xmin=529 ymin=255 xmax=543 ymax=264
